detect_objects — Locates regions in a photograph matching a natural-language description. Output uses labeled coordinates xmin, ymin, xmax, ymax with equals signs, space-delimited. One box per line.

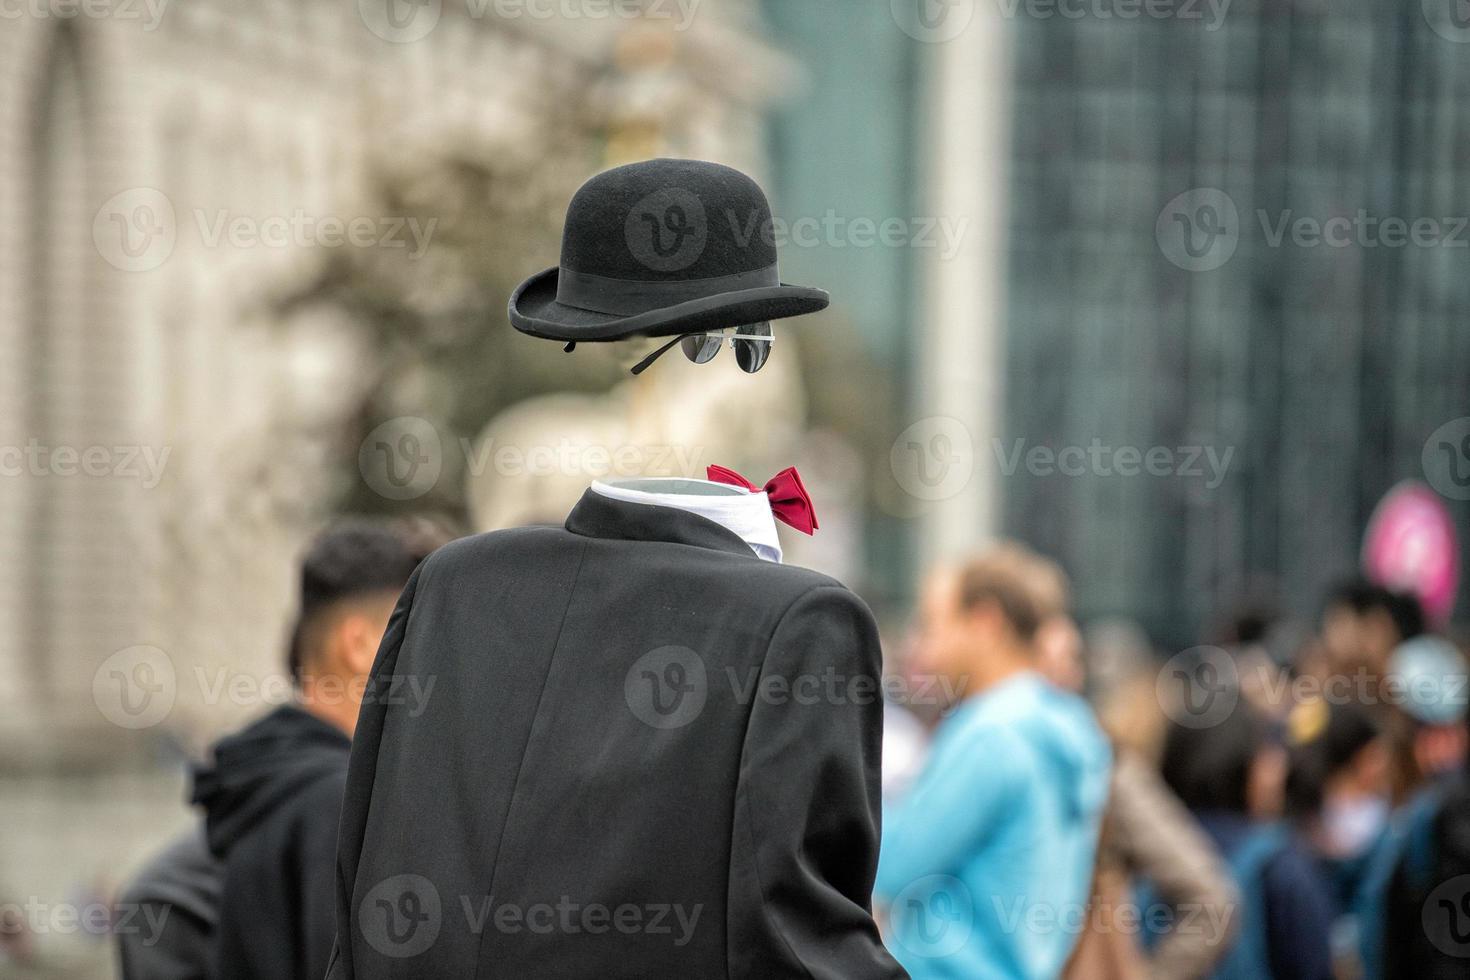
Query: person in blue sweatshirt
xmin=875 ymin=545 xmax=1111 ymax=980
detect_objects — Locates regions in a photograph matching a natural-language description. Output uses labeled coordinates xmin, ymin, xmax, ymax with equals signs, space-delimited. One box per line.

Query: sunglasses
xmin=629 ymin=323 xmax=773 ymax=376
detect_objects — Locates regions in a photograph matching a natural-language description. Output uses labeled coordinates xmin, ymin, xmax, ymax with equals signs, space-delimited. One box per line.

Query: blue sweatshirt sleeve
xmin=874 ymin=721 xmax=1025 ymax=899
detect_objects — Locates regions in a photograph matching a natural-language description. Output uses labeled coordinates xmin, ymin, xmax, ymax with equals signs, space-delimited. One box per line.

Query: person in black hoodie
xmin=117 ymin=824 xmax=221 ymax=980
xmin=187 ymin=519 xmax=440 ymax=980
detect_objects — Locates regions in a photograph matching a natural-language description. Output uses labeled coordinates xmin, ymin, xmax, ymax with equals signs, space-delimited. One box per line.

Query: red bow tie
xmin=707 ymin=464 xmax=820 ymax=535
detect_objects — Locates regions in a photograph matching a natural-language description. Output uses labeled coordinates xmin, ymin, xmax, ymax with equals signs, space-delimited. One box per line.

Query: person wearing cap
xmin=1355 ymin=635 xmax=1470 ymax=978
xmin=1383 ymin=635 xmax=1470 ymax=798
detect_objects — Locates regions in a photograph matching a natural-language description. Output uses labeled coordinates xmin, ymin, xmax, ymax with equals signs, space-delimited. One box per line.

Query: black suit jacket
xmin=327 ymin=489 xmax=905 ymax=978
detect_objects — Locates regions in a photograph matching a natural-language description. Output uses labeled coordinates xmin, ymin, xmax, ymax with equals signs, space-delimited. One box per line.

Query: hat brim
xmin=508 ymin=267 xmax=830 ymax=342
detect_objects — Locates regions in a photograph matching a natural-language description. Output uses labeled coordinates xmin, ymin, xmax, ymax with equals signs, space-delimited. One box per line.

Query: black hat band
xmin=555 ymin=264 xmax=781 ymax=316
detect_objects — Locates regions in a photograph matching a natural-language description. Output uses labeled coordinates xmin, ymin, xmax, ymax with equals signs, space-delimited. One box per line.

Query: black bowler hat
xmin=508 ymin=159 xmax=829 ymax=346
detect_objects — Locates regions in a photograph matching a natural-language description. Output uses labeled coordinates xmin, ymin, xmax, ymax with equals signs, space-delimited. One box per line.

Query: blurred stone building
xmin=0 ymin=1 xmax=789 ymax=974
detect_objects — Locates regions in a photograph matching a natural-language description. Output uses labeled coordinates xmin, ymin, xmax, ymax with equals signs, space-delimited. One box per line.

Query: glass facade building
xmin=1005 ymin=5 xmax=1470 ymax=643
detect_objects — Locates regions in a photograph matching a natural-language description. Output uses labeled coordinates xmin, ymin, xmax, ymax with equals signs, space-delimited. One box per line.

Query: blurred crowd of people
xmin=0 ymin=514 xmax=1458 ymax=979
xmin=878 ymin=544 xmax=1470 ymax=980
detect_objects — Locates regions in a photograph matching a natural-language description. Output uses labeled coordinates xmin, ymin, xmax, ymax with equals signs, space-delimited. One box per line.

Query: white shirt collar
xmin=589 ymin=479 xmax=782 ymax=563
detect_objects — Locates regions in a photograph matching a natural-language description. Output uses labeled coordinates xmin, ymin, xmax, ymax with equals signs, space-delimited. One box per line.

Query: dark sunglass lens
xmin=733 ymin=322 xmax=772 ymax=373
xmin=681 ymin=334 xmax=722 ymax=364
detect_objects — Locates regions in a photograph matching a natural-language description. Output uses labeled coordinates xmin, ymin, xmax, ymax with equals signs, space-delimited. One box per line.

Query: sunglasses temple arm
xmin=629 ymin=334 xmax=690 ymax=376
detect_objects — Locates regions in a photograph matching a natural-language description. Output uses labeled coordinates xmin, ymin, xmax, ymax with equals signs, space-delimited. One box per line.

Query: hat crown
xmin=559 ymin=158 xmax=778 ymax=283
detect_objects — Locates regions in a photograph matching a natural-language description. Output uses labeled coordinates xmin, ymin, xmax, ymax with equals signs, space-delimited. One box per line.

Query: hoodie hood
xmin=192 ymin=705 xmax=351 ymax=859
xmin=983 ymin=671 xmax=1112 ymax=821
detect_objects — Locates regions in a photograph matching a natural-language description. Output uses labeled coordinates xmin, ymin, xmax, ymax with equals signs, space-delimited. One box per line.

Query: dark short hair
xmin=1161 ymin=695 xmax=1268 ymax=814
xmin=954 ymin=547 xmax=1045 ymax=644
xmin=287 ymin=518 xmax=447 ymax=681
xmin=1323 ymin=577 xmax=1424 ymax=641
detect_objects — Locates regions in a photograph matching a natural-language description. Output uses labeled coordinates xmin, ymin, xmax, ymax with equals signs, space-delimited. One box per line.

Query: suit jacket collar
xmin=565 ymin=487 xmax=759 ymax=559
